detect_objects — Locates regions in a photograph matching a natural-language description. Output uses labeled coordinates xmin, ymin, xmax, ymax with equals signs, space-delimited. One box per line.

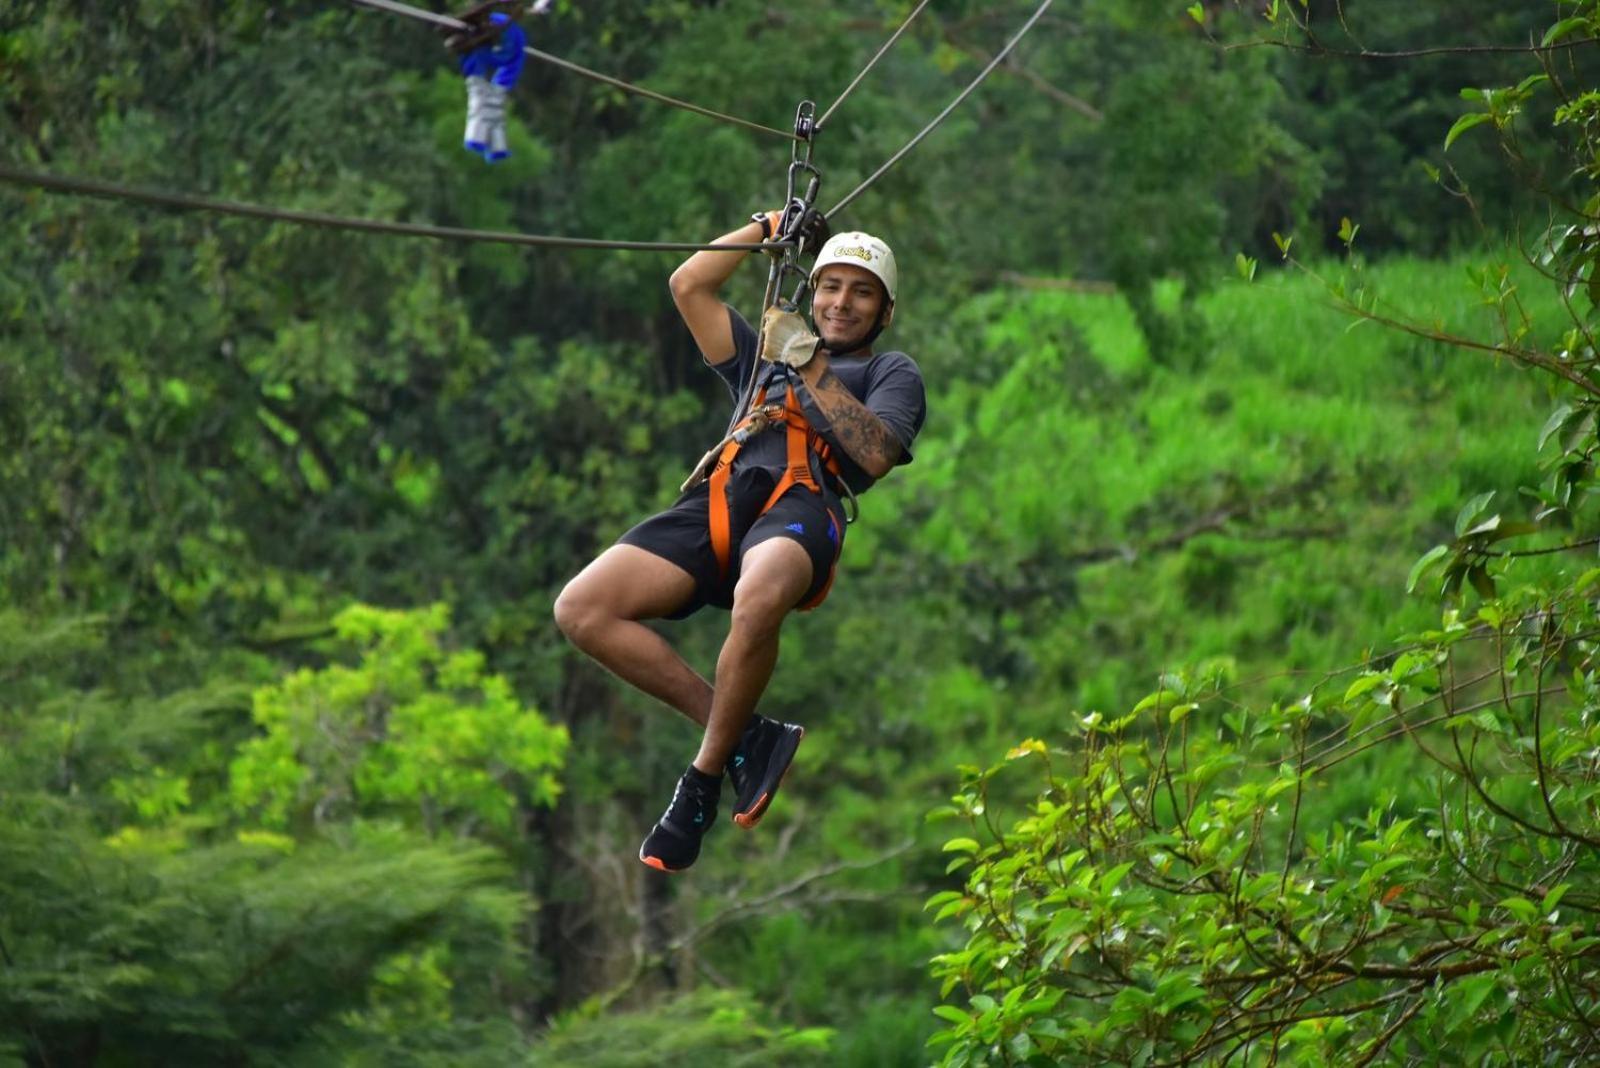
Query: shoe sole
xmin=732 ymin=726 xmax=804 ymax=830
xmin=638 ymin=851 xmax=689 ymax=874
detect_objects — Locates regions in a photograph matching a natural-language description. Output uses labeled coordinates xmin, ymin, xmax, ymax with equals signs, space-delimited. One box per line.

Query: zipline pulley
xmin=793 ymin=99 xmax=817 ymax=148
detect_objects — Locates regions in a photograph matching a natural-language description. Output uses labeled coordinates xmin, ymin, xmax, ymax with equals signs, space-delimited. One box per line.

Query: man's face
xmin=812 ymin=264 xmax=892 ymax=351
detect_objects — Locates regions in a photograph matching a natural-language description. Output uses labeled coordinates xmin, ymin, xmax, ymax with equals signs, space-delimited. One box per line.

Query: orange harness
xmin=704 ymin=381 xmax=845 ymax=610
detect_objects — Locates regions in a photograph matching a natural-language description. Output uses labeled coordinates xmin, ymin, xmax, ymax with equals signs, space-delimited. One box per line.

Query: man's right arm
xmin=668 ymin=212 xmax=780 ymax=366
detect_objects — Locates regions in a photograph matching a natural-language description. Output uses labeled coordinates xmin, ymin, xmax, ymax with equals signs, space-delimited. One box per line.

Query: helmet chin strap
xmin=811 ymin=300 xmax=893 ymax=359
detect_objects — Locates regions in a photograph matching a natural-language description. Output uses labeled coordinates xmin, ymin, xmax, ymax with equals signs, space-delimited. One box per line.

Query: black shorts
xmin=619 ymin=467 xmax=845 ymax=619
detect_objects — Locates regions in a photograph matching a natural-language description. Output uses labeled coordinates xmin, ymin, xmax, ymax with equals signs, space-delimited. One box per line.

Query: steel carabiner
xmin=762 ymin=100 xmax=823 ymax=315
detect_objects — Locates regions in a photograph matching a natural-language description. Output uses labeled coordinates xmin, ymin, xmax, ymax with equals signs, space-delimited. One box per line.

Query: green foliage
xmin=1097 ymin=5 xmax=1290 ymax=359
xmin=0 ymin=607 xmax=554 ymax=1063
xmin=4 ymin=0 xmax=1596 ymax=1062
xmin=1 ymin=756 xmax=526 ymax=1063
xmin=527 ymin=989 xmax=834 ymax=1066
xmin=928 ymin=614 xmax=1600 ymax=1064
xmin=925 ymin=4 xmax=1600 ymax=1063
xmin=857 ymin=257 xmax=1558 ymax=734
xmin=230 ymin=603 xmax=568 ymax=836
xmin=1247 ymin=1 xmax=1554 ymax=256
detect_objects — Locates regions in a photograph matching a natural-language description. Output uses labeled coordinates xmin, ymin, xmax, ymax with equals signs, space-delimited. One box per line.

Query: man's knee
xmin=730 ymin=543 xmax=812 ymax=636
xmin=555 ymin=546 xmax=698 ymax=644
xmin=552 ymin=575 xmax=601 ymax=645
xmin=728 ymin=584 xmax=790 ymax=639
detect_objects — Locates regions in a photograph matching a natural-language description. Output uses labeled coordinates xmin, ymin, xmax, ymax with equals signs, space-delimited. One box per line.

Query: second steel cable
xmin=815 ymin=0 xmax=934 ymax=131
xmin=825 ymin=0 xmax=1055 ymax=219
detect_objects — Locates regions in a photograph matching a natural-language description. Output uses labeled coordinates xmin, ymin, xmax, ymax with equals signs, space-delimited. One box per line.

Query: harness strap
xmin=707 ymin=382 xmax=843 ymax=592
xmin=797 ymin=503 xmax=844 ymax=610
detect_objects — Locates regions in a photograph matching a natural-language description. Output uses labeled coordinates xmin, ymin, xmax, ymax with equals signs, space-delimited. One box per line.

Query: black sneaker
xmin=639 ymin=766 xmax=721 ymax=873
xmin=728 ymin=715 xmax=805 ymax=829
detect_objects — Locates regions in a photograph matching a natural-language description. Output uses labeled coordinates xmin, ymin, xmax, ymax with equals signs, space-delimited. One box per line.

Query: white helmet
xmin=810 ymin=231 xmax=897 ymax=305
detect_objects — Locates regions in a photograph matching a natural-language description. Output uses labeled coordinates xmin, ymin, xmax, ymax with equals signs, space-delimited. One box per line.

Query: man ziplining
xmin=554 ymin=211 xmax=926 ymax=872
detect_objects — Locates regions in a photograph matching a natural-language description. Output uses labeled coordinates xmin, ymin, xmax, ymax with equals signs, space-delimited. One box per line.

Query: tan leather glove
xmin=758 ymin=307 xmax=822 ymax=369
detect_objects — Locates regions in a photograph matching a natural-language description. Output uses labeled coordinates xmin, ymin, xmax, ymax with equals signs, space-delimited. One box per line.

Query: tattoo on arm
xmin=810 ymin=366 xmax=903 ymax=471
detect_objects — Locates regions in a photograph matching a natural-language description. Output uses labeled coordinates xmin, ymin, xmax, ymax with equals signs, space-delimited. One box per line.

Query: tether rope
xmin=815 ymin=0 xmax=933 ymax=131
xmin=825 ymin=0 xmax=1054 ymax=219
xmin=0 ymin=163 xmax=790 ymax=252
xmin=348 ymin=0 xmax=798 ymax=142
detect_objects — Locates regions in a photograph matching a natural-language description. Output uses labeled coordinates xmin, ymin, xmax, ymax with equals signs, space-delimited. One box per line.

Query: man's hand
xmin=753 ymin=204 xmax=828 ymax=255
xmin=758 ymin=307 xmax=822 ymax=369
xmin=750 ymin=209 xmax=783 ymax=241
xmin=750 ymin=209 xmax=787 ymax=260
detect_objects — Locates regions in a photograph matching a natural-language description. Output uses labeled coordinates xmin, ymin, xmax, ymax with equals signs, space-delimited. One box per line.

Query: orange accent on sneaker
xmin=732 ymin=793 xmax=770 ymax=830
xmin=639 ymin=853 xmax=683 ymax=874
xmin=732 ymin=725 xmax=804 ymax=830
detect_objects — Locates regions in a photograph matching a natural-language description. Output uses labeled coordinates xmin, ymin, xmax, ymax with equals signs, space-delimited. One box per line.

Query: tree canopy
xmin=3 ymin=0 xmax=1598 ymax=1064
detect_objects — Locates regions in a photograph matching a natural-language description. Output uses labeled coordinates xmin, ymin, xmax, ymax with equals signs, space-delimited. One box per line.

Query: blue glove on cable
xmin=459 ymin=13 xmax=527 ymax=161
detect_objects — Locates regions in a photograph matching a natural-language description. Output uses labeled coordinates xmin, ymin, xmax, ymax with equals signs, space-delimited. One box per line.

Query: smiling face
xmin=811 ymin=263 xmax=894 ymax=353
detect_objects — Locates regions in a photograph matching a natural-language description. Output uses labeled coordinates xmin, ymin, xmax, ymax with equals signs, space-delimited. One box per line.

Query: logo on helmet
xmin=835 ymin=245 xmax=874 ymax=263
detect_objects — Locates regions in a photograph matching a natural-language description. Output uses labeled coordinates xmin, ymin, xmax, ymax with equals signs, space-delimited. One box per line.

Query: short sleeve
xmin=864 ymin=353 xmax=926 ymax=465
xmin=709 ymin=306 xmax=761 ymax=402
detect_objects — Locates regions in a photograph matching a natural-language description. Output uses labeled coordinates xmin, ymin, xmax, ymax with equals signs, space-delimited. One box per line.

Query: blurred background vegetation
xmin=2 ymin=0 xmax=1595 ymax=1063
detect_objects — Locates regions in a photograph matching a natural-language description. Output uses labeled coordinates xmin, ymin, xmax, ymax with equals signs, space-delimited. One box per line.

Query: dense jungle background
xmin=7 ymin=1 xmax=1600 ymax=1064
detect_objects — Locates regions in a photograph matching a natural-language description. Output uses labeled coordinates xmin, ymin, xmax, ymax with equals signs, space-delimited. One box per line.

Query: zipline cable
xmin=825 ymin=0 xmax=1054 ymax=219
xmin=815 ymin=0 xmax=933 ymax=132
xmin=3 ymin=3 xmax=1049 ymax=252
xmin=347 ymin=0 xmax=798 ymax=142
xmin=0 ymin=163 xmax=792 ymax=253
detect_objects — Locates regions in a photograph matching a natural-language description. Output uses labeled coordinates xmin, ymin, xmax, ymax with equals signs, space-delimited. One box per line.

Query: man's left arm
xmin=798 ymin=353 xmax=905 ymax=479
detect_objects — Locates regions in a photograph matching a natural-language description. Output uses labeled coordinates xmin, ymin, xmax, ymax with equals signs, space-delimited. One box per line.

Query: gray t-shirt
xmin=708 ymin=307 xmax=926 ymax=496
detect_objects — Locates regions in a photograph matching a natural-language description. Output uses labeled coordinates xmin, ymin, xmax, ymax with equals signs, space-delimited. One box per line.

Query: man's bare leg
xmin=692 ymin=537 xmax=813 ymax=774
xmin=629 ymin=536 xmax=812 ymax=872
xmin=554 ymin=545 xmax=712 ymax=726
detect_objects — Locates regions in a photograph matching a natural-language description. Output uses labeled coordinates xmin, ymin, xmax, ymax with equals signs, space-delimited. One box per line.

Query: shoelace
xmin=664 ymin=777 xmax=714 ymax=830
